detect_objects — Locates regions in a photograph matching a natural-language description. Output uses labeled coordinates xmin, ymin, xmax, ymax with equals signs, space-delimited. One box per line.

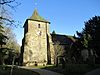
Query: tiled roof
xmin=29 ymin=9 xmax=49 ymax=23
xmin=51 ymin=34 xmax=76 ymax=45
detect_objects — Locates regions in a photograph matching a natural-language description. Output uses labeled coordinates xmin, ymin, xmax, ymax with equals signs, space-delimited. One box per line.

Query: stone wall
xmin=23 ymin=20 xmax=49 ymax=66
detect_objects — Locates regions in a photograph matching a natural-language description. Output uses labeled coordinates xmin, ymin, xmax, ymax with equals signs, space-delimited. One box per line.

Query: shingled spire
xmin=29 ymin=9 xmax=49 ymax=23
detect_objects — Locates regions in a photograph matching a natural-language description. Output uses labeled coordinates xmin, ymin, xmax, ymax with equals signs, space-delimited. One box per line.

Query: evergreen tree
xmin=52 ymin=30 xmax=56 ymax=34
xmin=0 ymin=21 xmax=8 ymax=64
xmin=76 ymin=16 xmax=100 ymax=63
xmin=0 ymin=21 xmax=7 ymax=47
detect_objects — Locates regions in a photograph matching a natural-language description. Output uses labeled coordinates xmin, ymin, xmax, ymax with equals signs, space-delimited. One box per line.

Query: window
xmin=39 ymin=31 xmax=41 ymax=36
xmin=38 ymin=24 xmax=40 ymax=28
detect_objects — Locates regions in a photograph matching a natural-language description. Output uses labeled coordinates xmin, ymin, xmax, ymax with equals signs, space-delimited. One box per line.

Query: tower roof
xmin=29 ymin=9 xmax=50 ymax=23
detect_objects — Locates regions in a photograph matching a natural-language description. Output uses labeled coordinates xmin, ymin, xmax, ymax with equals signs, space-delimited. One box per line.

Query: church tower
xmin=21 ymin=9 xmax=54 ymax=66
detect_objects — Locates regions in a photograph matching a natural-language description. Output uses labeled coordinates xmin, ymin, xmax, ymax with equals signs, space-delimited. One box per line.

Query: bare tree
xmin=4 ymin=26 xmax=20 ymax=52
xmin=53 ymin=41 xmax=64 ymax=66
xmin=0 ymin=0 xmax=21 ymax=27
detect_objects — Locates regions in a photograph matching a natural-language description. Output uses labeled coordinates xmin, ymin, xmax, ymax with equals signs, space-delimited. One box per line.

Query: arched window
xmin=38 ymin=24 xmax=40 ymax=28
xmin=39 ymin=31 xmax=41 ymax=36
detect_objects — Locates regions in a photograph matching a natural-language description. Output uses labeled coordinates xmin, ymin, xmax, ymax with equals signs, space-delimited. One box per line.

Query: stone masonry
xmin=21 ymin=9 xmax=54 ymax=66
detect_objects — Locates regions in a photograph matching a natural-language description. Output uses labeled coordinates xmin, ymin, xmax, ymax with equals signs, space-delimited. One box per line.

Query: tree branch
xmin=0 ymin=16 xmax=14 ymax=23
xmin=0 ymin=0 xmax=15 ymax=5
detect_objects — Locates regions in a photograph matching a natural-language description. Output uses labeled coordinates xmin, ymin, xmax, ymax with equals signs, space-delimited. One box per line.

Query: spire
xmin=33 ymin=9 xmax=39 ymax=17
xmin=29 ymin=9 xmax=50 ymax=23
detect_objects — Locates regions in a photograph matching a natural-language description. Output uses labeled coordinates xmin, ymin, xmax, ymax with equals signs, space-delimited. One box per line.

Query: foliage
xmin=4 ymin=26 xmax=20 ymax=65
xmin=0 ymin=21 xmax=8 ymax=65
xmin=84 ymin=16 xmax=100 ymax=49
xmin=76 ymin=16 xmax=100 ymax=64
xmin=0 ymin=22 xmax=8 ymax=47
xmin=4 ymin=27 xmax=20 ymax=53
xmin=0 ymin=22 xmax=20 ymax=65
xmin=0 ymin=0 xmax=21 ymax=65
xmin=76 ymin=31 xmax=91 ymax=48
xmin=52 ymin=30 xmax=56 ymax=34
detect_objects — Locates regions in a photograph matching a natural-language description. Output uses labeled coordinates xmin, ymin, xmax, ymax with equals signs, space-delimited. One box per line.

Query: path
xmin=21 ymin=66 xmax=63 ymax=75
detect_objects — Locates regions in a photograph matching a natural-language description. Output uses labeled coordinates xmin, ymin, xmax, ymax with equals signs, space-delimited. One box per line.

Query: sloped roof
xmin=51 ymin=34 xmax=76 ymax=45
xmin=66 ymin=35 xmax=76 ymax=42
xmin=29 ymin=9 xmax=50 ymax=23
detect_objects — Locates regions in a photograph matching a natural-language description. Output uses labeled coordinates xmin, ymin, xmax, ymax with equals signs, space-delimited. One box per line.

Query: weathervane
xmin=35 ymin=2 xmax=37 ymax=6
xmin=34 ymin=0 xmax=38 ymax=8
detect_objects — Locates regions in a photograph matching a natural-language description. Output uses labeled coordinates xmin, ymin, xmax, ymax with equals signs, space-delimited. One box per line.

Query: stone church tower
xmin=21 ymin=9 xmax=54 ymax=66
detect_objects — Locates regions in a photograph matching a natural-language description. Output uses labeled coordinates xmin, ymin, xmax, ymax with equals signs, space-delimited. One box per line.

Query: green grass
xmin=65 ymin=64 xmax=100 ymax=73
xmin=63 ymin=64 xmax=100 ymax=75
xmin=0 ymin=65 xmax=39 ymax=75
xmin=28 ymin=65 xmax=55 ymax=69
xmin=29 ymin=64 xmax=100 ymax=75
xmin=1 ymin=64 xmax=99 ymax=75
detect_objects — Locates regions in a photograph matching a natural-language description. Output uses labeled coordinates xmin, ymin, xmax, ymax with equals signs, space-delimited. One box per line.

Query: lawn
xmin=0 ymin=65 xmax=39 ymax=75
xmin=30 ymin=64 xmax=100 ymax=75
xmin=1 ymin=64 xmax=100 ymax=75
xmin=28 ymin=65 xmax=54 ymax=69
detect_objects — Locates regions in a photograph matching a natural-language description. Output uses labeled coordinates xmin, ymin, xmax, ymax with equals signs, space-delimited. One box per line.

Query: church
xmin=20 ymin=9 xmax=76 ymax=66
